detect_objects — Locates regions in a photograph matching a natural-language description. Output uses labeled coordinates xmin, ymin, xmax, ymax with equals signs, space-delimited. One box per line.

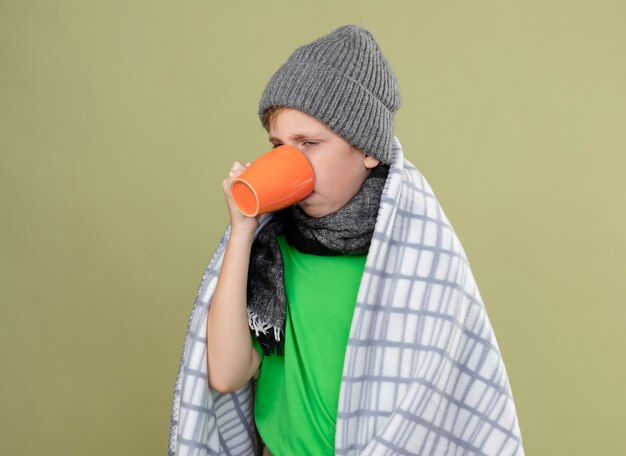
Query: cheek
xmin=313 ymin=157 xmax=362 ymax=196
xmin=311 ymin=158 xmax=341 ymax=192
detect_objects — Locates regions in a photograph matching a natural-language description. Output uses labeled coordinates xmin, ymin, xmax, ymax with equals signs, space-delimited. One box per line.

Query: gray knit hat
xmin=258 ymin=24 xmax=401 ymax=164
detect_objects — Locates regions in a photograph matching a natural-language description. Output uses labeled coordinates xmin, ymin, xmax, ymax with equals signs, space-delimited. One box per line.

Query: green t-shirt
xmin=251 ymin=234 xmax=367 ymax=456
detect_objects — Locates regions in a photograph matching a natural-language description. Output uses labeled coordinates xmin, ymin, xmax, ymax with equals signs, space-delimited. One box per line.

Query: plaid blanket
xmin=168 ymin=136 xmax=525 ymax=455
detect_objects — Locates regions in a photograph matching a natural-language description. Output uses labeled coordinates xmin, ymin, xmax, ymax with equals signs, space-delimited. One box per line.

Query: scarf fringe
xmin=247 ymin=308 xmax=283 ymax=342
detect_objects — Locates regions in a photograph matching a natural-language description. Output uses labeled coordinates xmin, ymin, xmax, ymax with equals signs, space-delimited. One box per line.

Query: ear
xmin=364 ymin=154 xmax=380 ymax=169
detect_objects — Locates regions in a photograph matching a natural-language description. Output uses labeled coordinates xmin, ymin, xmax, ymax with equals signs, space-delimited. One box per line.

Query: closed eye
xmin=270 ymin=141 xmax=317 ymax=148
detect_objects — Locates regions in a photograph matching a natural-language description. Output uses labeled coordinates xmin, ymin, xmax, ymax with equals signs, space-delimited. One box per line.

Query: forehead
xmin=267 ymin=108 xmax=329 ymax=136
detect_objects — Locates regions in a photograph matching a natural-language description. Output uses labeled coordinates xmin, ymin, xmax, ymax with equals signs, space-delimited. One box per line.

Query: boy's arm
xmin=206 ymin=160 xmax=262 ymax=393
xmin=206 ymin=230 xmax=261 ymax=393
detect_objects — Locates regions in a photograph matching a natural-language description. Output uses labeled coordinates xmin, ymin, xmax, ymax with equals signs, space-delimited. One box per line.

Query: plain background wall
xmin=1 ymin=1 xmax=624 ymax=454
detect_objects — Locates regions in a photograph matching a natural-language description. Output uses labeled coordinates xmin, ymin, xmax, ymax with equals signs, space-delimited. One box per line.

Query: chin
xmin=297 ymin=202 xmax=334 ymax=219
xmin=296 ymin=202 xmax=318 ymax=218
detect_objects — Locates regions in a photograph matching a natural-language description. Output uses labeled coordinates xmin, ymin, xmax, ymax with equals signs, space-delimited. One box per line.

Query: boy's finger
xmin=229 ymin=162 xmax=245 ymax=176
xmin=230 ymin=161 xmax=245 ymax=171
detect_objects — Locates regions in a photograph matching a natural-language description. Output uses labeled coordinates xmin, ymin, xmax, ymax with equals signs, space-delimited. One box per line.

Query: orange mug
xmin=230 ymin=144 xmax=315 ymax=217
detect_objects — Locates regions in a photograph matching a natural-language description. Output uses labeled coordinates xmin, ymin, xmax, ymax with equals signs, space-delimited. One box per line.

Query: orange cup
xmin=229 ymin=144 xmax=315 ymax=217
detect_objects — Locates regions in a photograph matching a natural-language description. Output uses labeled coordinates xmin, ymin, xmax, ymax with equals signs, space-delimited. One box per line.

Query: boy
xmin=209 ymin=104 xmax=387 ymax=455
xmin=170 ymin=24 xmax=524 ymax=456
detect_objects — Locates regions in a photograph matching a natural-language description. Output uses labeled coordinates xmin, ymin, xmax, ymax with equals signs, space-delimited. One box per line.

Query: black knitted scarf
xmin=246 ymin=163 xmax=389 ymax=356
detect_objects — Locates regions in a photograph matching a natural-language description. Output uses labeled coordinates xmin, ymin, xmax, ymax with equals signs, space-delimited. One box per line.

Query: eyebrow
xmin=268 ymin=133 xmax=321 ymax=143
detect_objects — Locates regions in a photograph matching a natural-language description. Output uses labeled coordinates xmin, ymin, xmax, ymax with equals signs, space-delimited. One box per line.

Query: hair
xmin=261 ymin=105 xmax=288 ymax=131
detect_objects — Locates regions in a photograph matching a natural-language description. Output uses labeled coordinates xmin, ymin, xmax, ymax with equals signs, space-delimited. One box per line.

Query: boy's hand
xmin=222 ymin=161 xmax=260 ymax=237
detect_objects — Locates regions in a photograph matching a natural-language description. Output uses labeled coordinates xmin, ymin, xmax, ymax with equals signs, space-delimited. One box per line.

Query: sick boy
xmin=207 ymin=24 xmax=398 ymax=455
xmin=190 ymin=24 xmax=525 ymax=456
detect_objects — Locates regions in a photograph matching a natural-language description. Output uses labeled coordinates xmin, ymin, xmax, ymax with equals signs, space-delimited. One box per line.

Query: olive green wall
xmin=1 ymin=1 xmax=624 ymax=455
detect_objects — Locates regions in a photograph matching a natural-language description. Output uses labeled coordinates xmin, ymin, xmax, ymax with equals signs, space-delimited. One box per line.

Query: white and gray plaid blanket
xmin=168 ymin=136 xmax=525 ymax=455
